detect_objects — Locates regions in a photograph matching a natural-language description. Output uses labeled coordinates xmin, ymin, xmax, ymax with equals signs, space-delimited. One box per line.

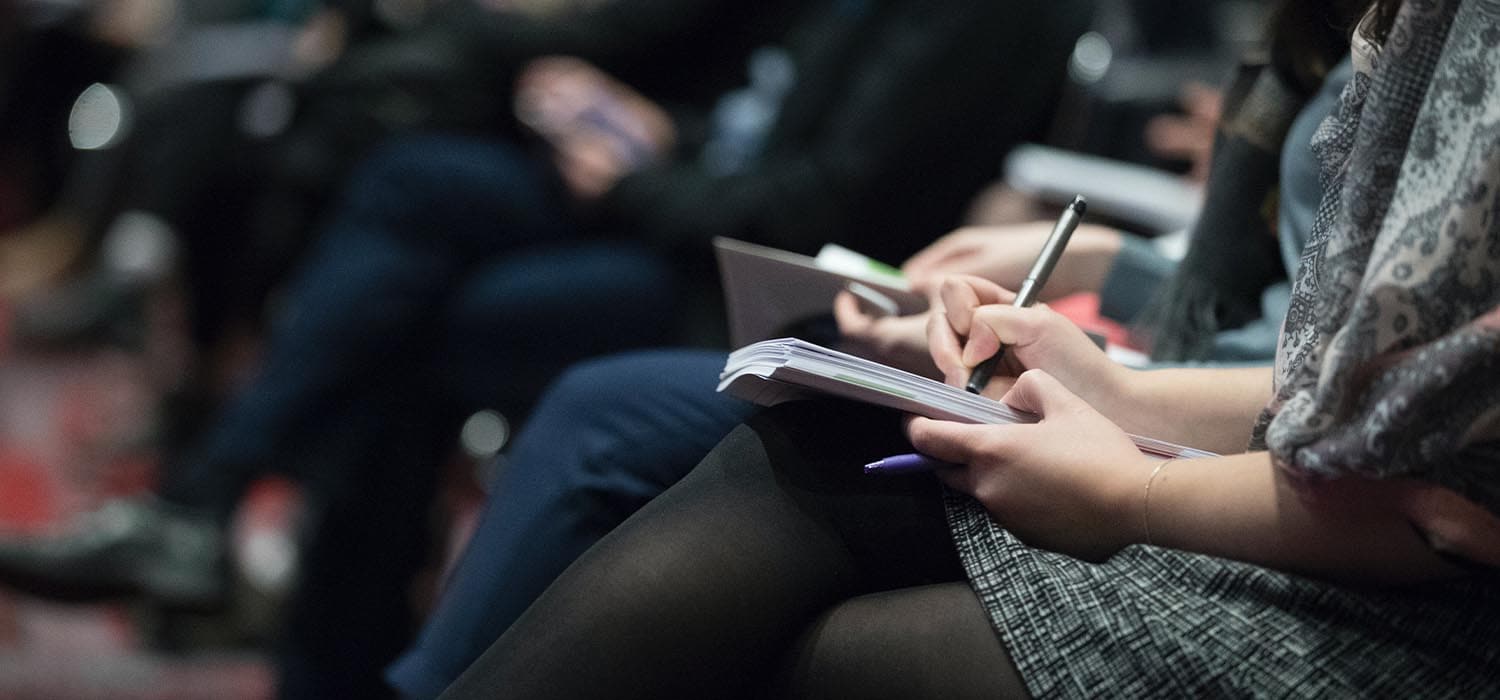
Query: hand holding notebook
xmin=718 ymin=338 xmax=1216 ymax=461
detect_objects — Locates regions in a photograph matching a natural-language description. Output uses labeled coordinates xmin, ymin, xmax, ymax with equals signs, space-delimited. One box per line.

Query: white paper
xmin=719 ymin=338 xmax=1217 ymax=459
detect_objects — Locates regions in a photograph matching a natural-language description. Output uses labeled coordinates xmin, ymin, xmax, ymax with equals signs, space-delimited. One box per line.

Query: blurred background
xmin=0 ymin=0 xmax=1268 ymax=697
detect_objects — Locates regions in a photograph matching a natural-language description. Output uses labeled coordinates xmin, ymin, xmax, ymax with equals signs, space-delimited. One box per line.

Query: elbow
xmin=1399 ymin=482 xmax=1500 ymax=570
xmin=1282 ymin=474 xmax=1499 ymax=584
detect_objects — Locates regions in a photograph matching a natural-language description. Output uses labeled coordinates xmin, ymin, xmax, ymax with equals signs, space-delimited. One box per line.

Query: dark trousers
xmin=386 ymin=350 xmax=757 ymax=699
xmin=154 ymin=133 xmax=681 ymax=698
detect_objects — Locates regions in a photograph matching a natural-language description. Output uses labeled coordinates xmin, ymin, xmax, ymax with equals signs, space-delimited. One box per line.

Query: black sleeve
xmin=440 ymin=0 xmax=775 ymax=74
xmin=598 ymin=0 xmax=1095 ymax=260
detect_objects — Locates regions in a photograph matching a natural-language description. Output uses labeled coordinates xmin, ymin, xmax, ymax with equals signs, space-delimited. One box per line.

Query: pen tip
xmin=1070 ymin=195 xmax=1087 ymax=215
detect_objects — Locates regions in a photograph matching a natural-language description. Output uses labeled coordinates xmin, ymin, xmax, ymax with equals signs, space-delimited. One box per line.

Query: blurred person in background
xmin=0 ymin=0 xmax=1094 ymax=696
xmin=387 ymin=4 xmax=1355 ymax=691
xmin=440 ymin=0 xmax=1500 ymax=695
xmin=0 ymin=0 xmax=782 ymax=444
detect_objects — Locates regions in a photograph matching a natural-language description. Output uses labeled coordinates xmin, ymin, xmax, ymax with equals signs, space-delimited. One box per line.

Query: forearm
xmin=602 ymin=157 xmax=838 ymax=254
xmin=1098 ymin=365 xmax=1271 ymax=454
xmin=1142 ymin=452 xmax=1465 ymax=586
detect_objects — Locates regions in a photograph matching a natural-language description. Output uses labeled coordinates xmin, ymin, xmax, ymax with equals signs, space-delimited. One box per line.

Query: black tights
xmin=439 ymin=401 xmax=1029 ymax=699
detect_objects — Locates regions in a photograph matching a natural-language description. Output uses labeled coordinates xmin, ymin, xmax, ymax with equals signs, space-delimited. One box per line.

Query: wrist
xmin=1139 ymin=458 xmax=1177 ymax=547
xmin=1100 ymin=454 xmax=1162 ymax=555
xmin=1080 ymin=349 xmax=1135 ymax=423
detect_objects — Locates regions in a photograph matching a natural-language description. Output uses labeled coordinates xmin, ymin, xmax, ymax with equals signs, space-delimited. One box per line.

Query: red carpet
xmin=0 ymin=302 xmax=277 ymax=699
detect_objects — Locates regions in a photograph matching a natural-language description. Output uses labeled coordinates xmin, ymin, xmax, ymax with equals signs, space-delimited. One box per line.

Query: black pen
xmin=965 ymin=195 xmax=1087 ymax=394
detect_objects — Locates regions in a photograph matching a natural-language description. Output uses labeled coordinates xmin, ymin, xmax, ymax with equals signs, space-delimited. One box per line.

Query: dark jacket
xmin=325 ymin=0 xmax=1093 ymax=269
xmin=601 ymin=0 xmax=1097 ymax=267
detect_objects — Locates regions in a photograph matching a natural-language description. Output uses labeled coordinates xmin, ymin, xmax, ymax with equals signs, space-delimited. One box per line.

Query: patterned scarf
xmin=1253 ymin=0 xmax=1500 ymax=515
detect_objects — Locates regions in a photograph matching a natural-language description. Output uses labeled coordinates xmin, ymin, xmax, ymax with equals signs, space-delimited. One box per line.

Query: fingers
xmin=961 ymin=304 xmax=1030 ymax=367
xmin=937 ymin=277 xmax=981 ymax=338
xmin=905 ymin=416 xmax=1016 ymax=495
xmin=938 ymin=277 xmax=1027 ymax=368
xmin=901 ymin=229 xmax=980 ymax=281
xmin=927 ymin=276 xmax=1027 ymax=386
xmin=904 ymin=416 xmax=994 ymax=466
xmin=1180 ymin=81 xmax=1224 ymax=121
xmin=516 ymin=57 xmax=623 ymax=141
xmin=936 ymin=275 xmax=1013 ymax=337
xmin=832 ymin=289 xmax=873 ymax=336
xmin=962 ymin=303 xmax=1058 ymax=367
xmin=997 ymin=369 xmax=1083 ymax=418
xmin=551 ymin=134 xmax=625 ymax=200
xmin=926 ymin=308 xmax=968 ymax=384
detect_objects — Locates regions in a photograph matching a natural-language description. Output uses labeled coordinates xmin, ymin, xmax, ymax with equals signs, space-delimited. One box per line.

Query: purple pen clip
xmin=863 ymin=453 xmax=951 ymax=475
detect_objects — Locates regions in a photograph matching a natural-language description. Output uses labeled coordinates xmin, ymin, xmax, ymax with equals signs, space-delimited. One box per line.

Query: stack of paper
xmin=719 ymin=338 xmax=1216 ymax=460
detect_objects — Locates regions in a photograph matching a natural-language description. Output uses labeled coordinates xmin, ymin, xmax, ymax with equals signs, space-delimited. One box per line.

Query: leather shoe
xmin=0 ymin=497 xmax=229 ymax=611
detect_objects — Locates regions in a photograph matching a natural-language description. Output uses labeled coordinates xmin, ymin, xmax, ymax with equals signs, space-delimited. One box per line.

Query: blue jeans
xmin=386 ymin=350 xmax=756 ymax=699
xmin=162 ymin=134 xmax=678 ymax=513
xmin=154 ymin=133 xmax=682 ymax=698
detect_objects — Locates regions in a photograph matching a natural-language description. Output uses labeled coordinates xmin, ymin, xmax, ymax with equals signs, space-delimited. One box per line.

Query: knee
xmin=519 ymin=355 xmax=664 ymax=487
xmin=541 ymin=355 xmax=646 ymax=417
xmin=775 ymin=585 xmax=1024 ymax=698
xmin=530 ymin=354 xmax=710 ymax=507
xmin=343 ymin=135 xmax=465 ymax=210
xmin=340 ymin=134 xmax=539 ymax=230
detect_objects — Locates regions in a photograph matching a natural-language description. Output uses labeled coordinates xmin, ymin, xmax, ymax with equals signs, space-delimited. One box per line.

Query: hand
xmin=1397 ymin=483 xmax=1500 ymax=568
xmin=89 ymin=0 xmax=175 ymax=48
xmin=550 ymin=128 xmax=638 ymax=201
xmin=831 ymin=290 xmax=938 ymax=378
xmin=928 ymin=275 xmax=1121 ymax=403
xmin=900 ymin=223 xmax=1121 ymax=298
xmin=1144 ymin=81 xmax=1223 ymax=183
xmin=515 ymin=57 xmax=677 ymax=200
xmin=961 ymin=182 xmax=1051 ymax=226
xmin=906 ymin=370 xmax=1155 ymax=561
xmin=291 ymin=9 xmax=350 ymax=71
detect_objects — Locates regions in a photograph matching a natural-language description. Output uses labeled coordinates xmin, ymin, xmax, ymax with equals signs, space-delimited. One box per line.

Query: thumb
xmin=998 ymin=369 xmax=1083 ymax=418
xmin=904 ymin=416 xmax=999 ymax=466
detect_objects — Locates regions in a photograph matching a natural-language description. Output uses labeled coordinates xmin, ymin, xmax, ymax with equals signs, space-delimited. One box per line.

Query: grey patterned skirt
xmin=943 ymin=495 xmax=1500 ymax=697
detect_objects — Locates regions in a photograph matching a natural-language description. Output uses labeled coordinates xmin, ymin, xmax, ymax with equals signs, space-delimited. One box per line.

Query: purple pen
xmin=863 ymin=453 xmax=951 ymax=475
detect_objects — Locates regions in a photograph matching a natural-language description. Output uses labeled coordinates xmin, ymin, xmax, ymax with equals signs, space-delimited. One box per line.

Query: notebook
xmin=713 ymin=237 xmax=926 ymax=347
xmin=718 ymin=337 xmax=1216 ymax=459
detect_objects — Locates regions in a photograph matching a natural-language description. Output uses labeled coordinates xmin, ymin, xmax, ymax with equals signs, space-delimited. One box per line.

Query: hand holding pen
xmin=965 ymin=196 xmax=1086 ymax=393
xmin=870 ymin=196 xmax=1088 ymax=474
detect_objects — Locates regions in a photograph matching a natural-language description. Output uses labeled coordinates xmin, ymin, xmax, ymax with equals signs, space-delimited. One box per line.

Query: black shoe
xmin=0 ymin=497 xmax=229 ymax=611
xmin=10 ymin=272 xmax=147 ymax=351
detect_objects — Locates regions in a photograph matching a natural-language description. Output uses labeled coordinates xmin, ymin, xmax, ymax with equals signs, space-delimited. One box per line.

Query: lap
xmin=429 ymin=249 xmax=683 ymax=413
xmin=778 ymin=582 xmax=1028 ymax=699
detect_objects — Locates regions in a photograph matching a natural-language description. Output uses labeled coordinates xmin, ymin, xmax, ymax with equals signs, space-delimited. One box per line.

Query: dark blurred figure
xmin=0 ymin=1 xmax=1094 ymax=697
xmin=0 ymin=0 xmax=133 ymax=293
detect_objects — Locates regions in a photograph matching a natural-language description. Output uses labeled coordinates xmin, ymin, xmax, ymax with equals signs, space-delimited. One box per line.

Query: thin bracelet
xmin=1143 ymin=458 xmax=1176 ymax=547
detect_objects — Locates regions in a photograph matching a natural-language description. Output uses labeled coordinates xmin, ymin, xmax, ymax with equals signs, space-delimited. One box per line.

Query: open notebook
xmin=718 ymin=338 xmax=1216 ymax=460
xmin=714 ymin=237 xmax=926 ymax=347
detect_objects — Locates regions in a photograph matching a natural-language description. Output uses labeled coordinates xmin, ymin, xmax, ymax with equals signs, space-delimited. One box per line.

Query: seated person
xmin=0 ymin=1 xmax=1094 ymax=696
xmin=439 ymin=0 xmax=1500 ymax=695
xmin=388 ymin=9 xmax=1358 ymax=692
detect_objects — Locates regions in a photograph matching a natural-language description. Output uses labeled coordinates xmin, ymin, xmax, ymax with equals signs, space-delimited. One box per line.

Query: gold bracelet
xmin=1143 ymin=458 xmax=1176 ymax=547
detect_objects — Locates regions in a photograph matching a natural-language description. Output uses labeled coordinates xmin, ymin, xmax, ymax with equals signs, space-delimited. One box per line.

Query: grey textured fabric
xmin=948 ymin=2 xmax=1500 ymax=695
xmin=1255 ymin=0 xmax=1500 ymax=514
xmin=947 ymin=491 xmax=1500 ymax=697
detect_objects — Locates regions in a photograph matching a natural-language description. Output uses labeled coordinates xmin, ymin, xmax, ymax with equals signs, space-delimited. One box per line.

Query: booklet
xmin=714 ymin=237 xmax=927 ymax=347
xmin=718 ymin=337 xmax=1217 ymax=460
